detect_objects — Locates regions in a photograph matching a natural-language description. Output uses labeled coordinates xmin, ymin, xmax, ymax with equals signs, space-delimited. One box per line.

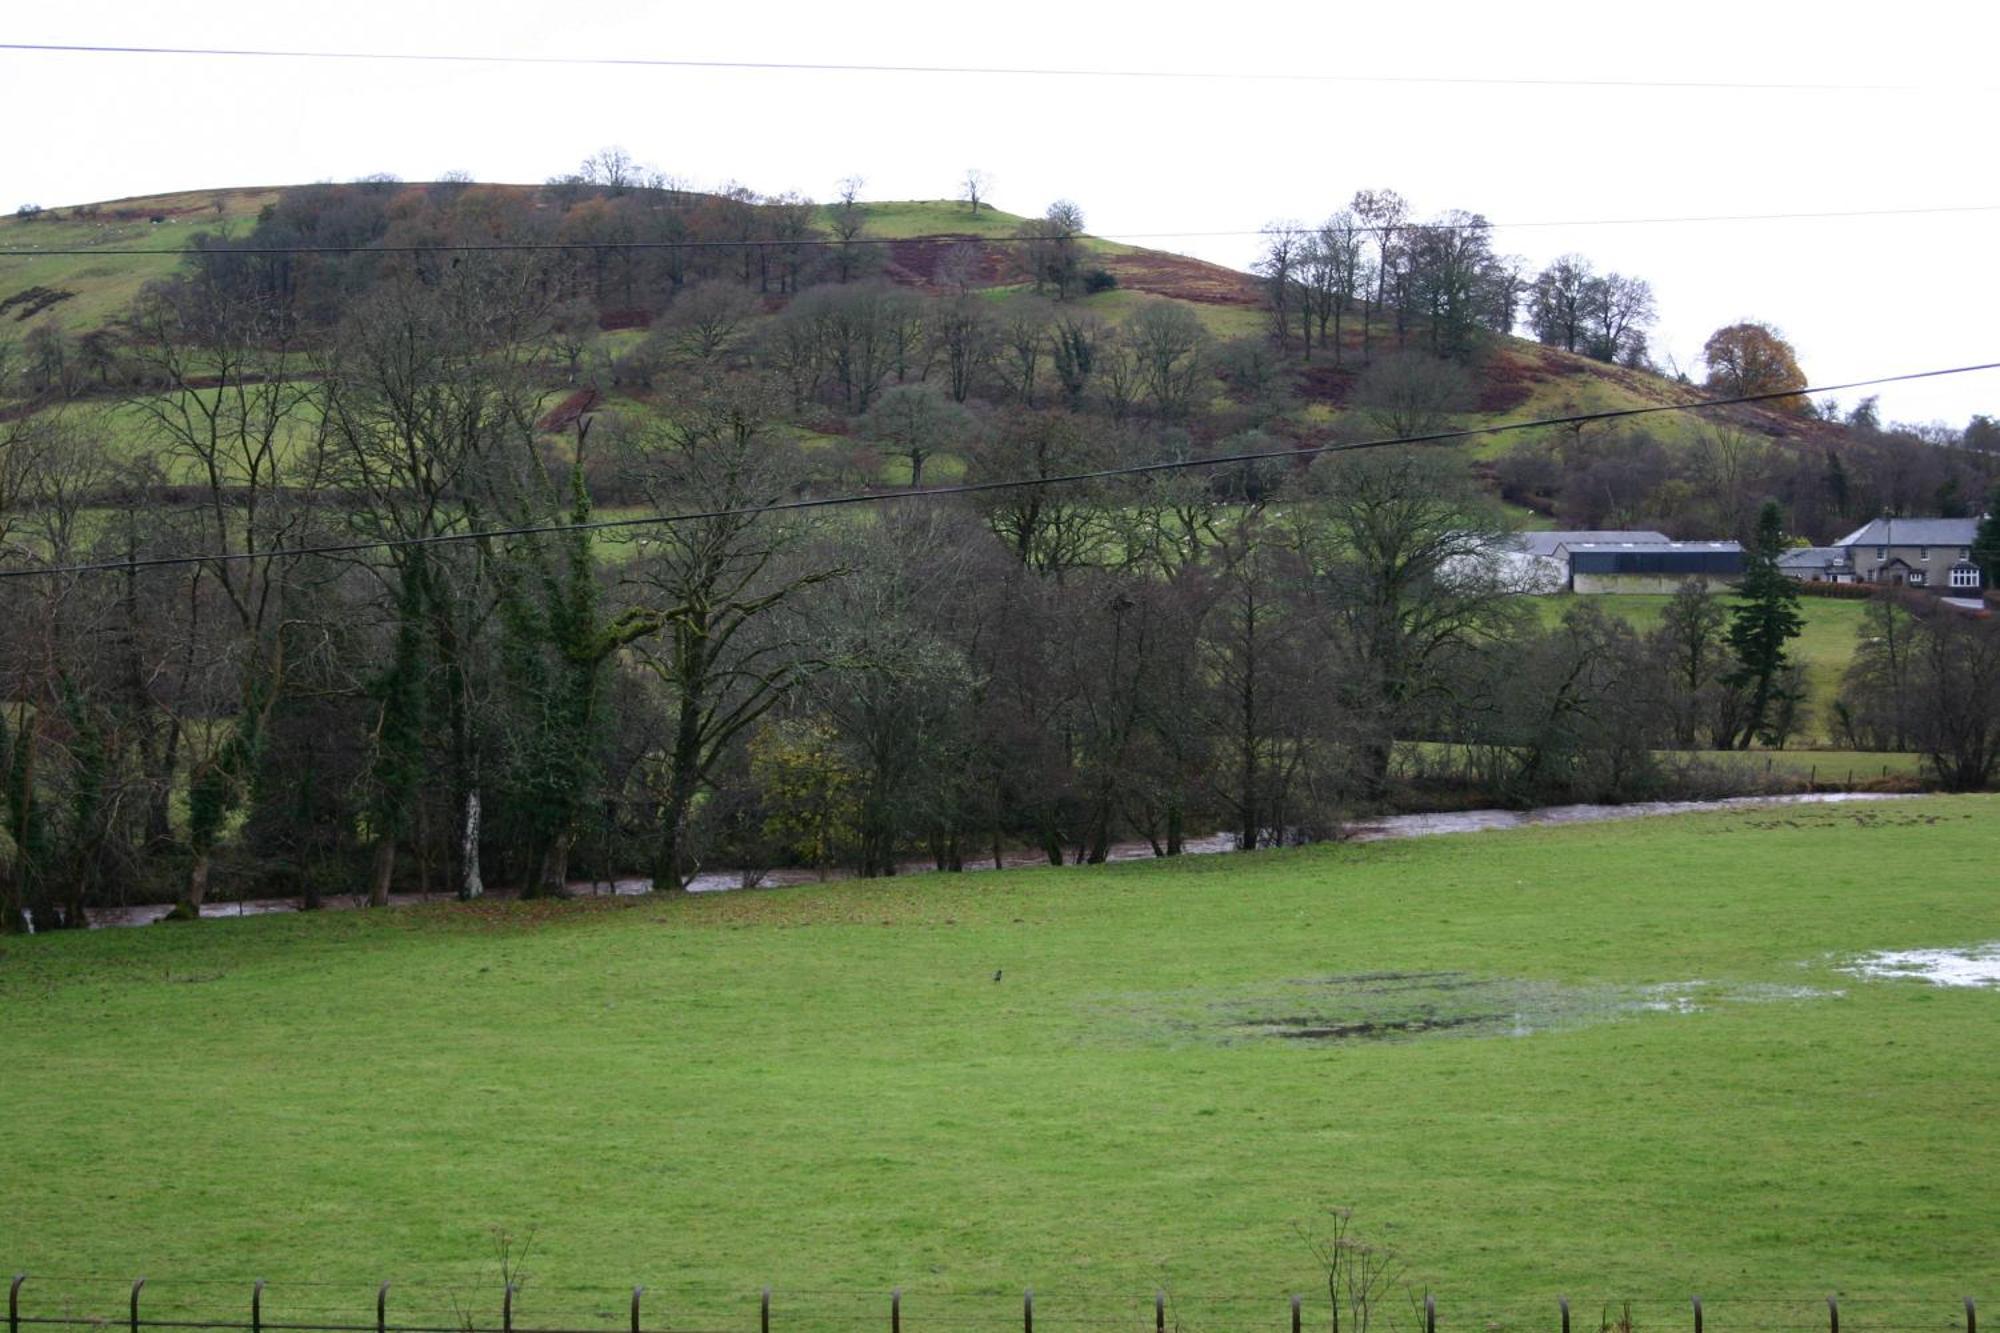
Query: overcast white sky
xmin=6 ymin=0 xmax=1997 ymax=426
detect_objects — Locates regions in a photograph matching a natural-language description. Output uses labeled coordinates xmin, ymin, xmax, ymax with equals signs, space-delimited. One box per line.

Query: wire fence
xmin=3 ymin=1276 xmax=1982 ymax=1333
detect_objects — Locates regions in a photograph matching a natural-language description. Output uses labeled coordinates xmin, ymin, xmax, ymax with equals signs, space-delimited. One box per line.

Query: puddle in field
xmin=1839 ymin=944 xmax=2000 ymax=988
xmin=1116 ymin=970 xmax=1842 ymax=1046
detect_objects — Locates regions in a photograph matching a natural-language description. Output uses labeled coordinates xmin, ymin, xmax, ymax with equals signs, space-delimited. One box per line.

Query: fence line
xmin=5 ymin=1277 xmax=1980 ymax=1333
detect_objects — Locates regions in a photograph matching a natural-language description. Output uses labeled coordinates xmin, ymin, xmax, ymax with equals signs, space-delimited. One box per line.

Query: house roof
xmin=1562 ymin=540 xmax=1742 ymax=553
xmin=1509 ymin=530 xmax=1669 ymax=557
xmin=1834 ymin=517 xmax=1981 ymax=548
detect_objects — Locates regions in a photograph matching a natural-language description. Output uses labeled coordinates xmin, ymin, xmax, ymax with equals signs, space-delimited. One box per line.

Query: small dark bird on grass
xmin=993 ymin=970 xmax=1003 ymax=982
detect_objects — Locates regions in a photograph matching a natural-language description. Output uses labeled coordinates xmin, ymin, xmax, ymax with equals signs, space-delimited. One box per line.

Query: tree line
xmin=3 ymin=172 xmax=1999 ymax=931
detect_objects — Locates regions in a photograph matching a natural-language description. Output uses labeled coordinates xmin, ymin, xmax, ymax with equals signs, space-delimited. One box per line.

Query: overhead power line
xmin=3 ymin=361 xmax=1994 ymax=583
xmin=4 ymin=203 xmax=1997 ymax=260
xmin=0 ymin=41 xmax=1954 ymax=94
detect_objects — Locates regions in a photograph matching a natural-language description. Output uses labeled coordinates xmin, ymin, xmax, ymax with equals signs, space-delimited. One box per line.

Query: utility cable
xmin=5 ymin=204 xmax=2000 ymax=258
xmin=0 ymin=42 xmax=1954 ymax=94
xmin=2 ymin=360 xmax=1993 ymax=582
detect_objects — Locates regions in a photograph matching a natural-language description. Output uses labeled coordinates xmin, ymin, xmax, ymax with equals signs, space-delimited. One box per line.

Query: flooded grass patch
xmin=1840 ymin=943 xmax=2000 ymax=988
xmin=1111 ymin=971 xmax=1843 ymax=1046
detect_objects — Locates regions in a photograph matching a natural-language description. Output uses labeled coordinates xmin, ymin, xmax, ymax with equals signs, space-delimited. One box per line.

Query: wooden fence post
xmin=891 ymin=1289 xmax=901 ymax=1333
xmin=1692 ymin=1295 xmax=1703 ymax=1333
xmin=9 ymin=1274 xmax=25 ymax=1333
xmin=630 ymin=1287 xmax=644 ymax=1333
xmin=377 ymin=1283 xmax=390 ymax=1333
xmin=1827 ymin=1296 xmax=1837 ymax=1333
xmin=1292 ymin=1294 xmax=1302 ymax=1333
xmin=1024 ymin=1289 xmax=1034 ymax=1333
xmin=1156 ymin=1290 xmax=1165 ymax=1333
xmin=1561 ymin=1296 xmax=1570 ymax=1333
xmin=130 ymin=1279 xmax=146 ymax=1333
xmin=252 ymin=1281 xmax=265 ymax=1333
xmin=761 ymin=1287 xmax=770 ymax=1333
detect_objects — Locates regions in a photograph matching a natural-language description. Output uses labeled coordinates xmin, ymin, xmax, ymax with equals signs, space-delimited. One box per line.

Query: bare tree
xmin=995 ymin=303 xmax=1051 ymax=406
xmin=1351 ymin=188 xmax=1408 ymax=363
xmin=930 ymin=294 xmax=996 ymax=403
xmin=1255 ymin=223 xmax=1307 ymax=355
xmin=1585 ymin=273 xmax=1656 ymax=366
xmin=1122 ymin=300 xmax=1211 ymax=422
xmin=968 ymin=408 xmax=1112 ymax=577
xmin=1015 ymin=200 xmax=1086 ymax=299
xmin=126 ymin=267 xmax=335 ymax=913
xmin=960 ymin=167 xmax=993 ymax=215
xmin=1304 ymin=212 xmax=1365 ymax=363
xmin=662 ymin=281 xmax=758 ymax=364
xmin=1348 ymin=351 xmax=1474 ymax=442
xmin=861 ymin=383 xmax=973 ymax=487
xmin=1296 ymin=446 xmax=1521 ymax=790
xmin=619 ymin=379 xmax=842 ymax=888
xmin=1528 ymin=255 xmax=1595 ymax=353
xmin=830 ymin=176 xmax=869 ymax=283
xmin=580 ymin=146 xmax=638 ymax=195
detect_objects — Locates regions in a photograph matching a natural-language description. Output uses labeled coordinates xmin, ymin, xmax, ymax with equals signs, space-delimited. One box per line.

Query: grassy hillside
xmin=0 ymin=187 xmax=279 ymax=331
xmin=3 ymin=796 xmax=1997 ymax=1317
xmin=1 ymin=185 xmax=1820 ymax=460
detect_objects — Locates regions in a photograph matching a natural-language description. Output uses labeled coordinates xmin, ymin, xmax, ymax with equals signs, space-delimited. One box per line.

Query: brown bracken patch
xmin=1098 ymin=251 xmax=1261 ymax=306
xmin=879 ymin=235 xmax=1012 ymax=288
xmin=537 ymin=386 xmax=599 ymax=432
xmin=1296 ymin=362 xmax=1360 ymax=405
xmin=597 ymin=307 xmax=652 ymax=331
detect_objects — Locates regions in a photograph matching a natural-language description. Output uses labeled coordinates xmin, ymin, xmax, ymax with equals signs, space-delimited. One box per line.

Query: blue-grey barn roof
xmin=1509 ymin=530 xmax=1670 ymax=557
xmin=1834 ymin=517 xmax=1981 ymax=548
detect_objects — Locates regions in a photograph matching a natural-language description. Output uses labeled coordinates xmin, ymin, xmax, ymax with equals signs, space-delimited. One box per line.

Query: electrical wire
xmin=4 ymin=204 xmax=1999 ymax=258
xmin=0 ymin=42 xmax=1954 ymax=94
xmin=2 ymin=360 xmax=1993 ymax=583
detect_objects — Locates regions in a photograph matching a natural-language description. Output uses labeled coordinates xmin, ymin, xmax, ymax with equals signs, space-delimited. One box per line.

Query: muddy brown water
xmin=59 ymin=791 xmax=1914 ymax=931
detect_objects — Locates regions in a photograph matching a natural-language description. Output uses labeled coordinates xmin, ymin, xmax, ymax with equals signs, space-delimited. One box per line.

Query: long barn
xmin=1562 ymin=539 xmax=1744 ymax=593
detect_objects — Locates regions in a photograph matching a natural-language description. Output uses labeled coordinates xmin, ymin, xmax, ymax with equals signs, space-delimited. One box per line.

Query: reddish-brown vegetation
xmin=597 ymin=308 xmax=652 ymax=331
xmin=1100 ymin=251 xmax=1260 ymax=306
xmin=879 ymin=235 xmax=1011 ymax=288
xmin=1295 ymin=363 xmax=1359 ymax=405
xmin=538 ymin=386 xmax=599 ymax=432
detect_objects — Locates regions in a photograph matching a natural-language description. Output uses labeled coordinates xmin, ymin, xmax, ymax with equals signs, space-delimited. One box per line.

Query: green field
xmin=1534 ymin=594 xmax=1869 ymax=743
xmin=4 ymin=797 xmax=1996 ymax=1327
xmin=0 ymin=187 xmax=280 ymax=332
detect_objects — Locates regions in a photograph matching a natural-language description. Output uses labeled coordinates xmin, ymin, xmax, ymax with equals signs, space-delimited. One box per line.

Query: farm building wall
xmin=1571 ymin=572 xmax=1739 ymax=595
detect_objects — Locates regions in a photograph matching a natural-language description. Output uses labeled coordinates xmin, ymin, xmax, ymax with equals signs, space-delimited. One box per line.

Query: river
xmin=59 ymin=790 xmax=1914 ymax=930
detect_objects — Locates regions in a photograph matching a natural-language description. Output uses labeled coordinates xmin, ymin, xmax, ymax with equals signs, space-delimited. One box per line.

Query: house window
xmin=1909 ymin=571 xmax=1927 ymax=587
xmin=1876 ymin=546 xmax=1887 ymax=559
xmin=1920 ymin=546 xmax=1930 ymax=561
xmin=1952 ymin=567 xmax=1981 ymax=589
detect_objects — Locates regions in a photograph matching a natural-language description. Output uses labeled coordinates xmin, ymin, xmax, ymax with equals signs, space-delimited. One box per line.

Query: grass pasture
xmin=0 ymin=187 xmax=281 ymax=333
xmin=2 ymin=797 xmax=1997 ymax=1322
xmin=1533 ymin=593 xmax=1869 ymax=741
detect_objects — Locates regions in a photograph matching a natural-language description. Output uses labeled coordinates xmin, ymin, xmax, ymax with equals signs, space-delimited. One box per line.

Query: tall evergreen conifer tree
xmin=1725 ymin=501 xmax=1806 ymax=746
xmin=1972 ymin=485 xmax=2000 ymax=589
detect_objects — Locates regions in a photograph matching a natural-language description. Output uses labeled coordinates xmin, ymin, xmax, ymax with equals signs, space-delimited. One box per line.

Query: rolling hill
xmin=0 ymin=184 xmax=1841 ymax=468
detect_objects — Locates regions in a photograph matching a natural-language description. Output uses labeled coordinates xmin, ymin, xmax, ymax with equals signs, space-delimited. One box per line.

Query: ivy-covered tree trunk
xmin=366 ymin=577 xmax=428 ymax=908
xmin=656 ymin=686 xmax=707 ymax=891
xmin=0 ymin=714 xmax=21 ymax=935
